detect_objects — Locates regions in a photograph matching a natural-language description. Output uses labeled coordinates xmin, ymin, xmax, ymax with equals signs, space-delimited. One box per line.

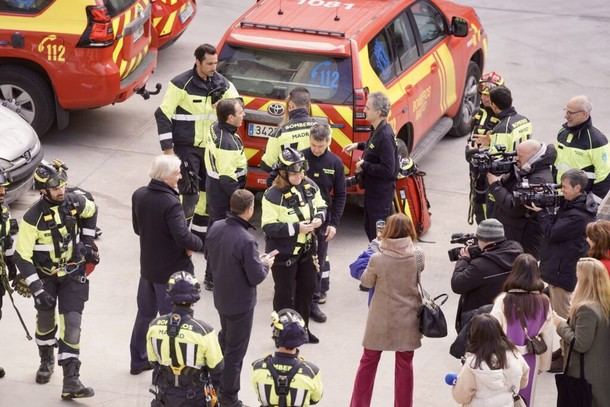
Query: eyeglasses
xmin=564 ymin=108 xmax=584 ymax=116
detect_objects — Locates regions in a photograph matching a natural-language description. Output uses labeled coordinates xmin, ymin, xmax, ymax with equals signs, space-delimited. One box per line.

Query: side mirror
xmin=451 ymin=16 xmax=469 ymax=37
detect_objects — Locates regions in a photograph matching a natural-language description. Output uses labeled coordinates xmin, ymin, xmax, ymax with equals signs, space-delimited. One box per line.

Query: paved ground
xmin=1 ymin=0 xmax=609 ymax=405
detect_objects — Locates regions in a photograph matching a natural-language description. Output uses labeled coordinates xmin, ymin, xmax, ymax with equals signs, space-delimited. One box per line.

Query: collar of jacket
xmin=148 ymin=179 xmax=179 ymax=196
xmin=288 ymin=108 xmax=311 ymax=120
xmin=370 ymin=119 xmax=388 ymax=133
xmin=304 ymin=148 xmax=328 ymax=161
xmin=190 ymin=65 xmax=221 ymax=91
xmin=219 ymin=121 xmax=238 ymax=134
xmin=274 ymin=350 xmax=300 ymax=359
xmin=379 ymin=236 xmax=414 ymax=257
xmin=226 ymin=212 xmax=255 ymax=230
xmin=563 ymin=116 xmax=592 ymax=134
xmin=497 ymin=106 xmax=517 ymax=120
xmin=171 ymin=305 xmax=195 ymax=317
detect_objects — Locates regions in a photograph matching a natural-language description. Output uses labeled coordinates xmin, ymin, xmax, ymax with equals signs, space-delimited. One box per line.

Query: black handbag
xmin=555 ymin=339 xmax=593 ymax=407
xmin=417 ymin=280 xmax=448 ymax=338
xmin=517 ymin=310 xmax=548 ymax=355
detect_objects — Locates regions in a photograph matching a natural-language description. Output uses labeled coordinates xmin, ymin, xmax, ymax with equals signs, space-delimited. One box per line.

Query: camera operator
xmin=528 ymin=169 xmax=598 ymax=319
xmin=450 ymin=219 xmax=523 ymax=332
xmin=486 ymin=140 xmax=556 ymax=259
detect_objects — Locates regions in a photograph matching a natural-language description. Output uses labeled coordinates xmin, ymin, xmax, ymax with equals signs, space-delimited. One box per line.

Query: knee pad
xmin=60 ymin=312 xmax=82 ymax=346
xmin=36 ymin=310 xmax=57 ymax=334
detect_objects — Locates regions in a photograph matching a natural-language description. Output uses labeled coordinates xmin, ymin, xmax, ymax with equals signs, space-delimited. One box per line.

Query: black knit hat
xmin=476 ymin=218 xmax=505 ymax=242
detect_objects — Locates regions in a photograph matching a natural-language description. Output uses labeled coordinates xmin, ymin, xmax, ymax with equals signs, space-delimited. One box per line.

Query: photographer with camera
xmin=487 ymin=140 xmax=556 ymax=259
xmin=450 ymin=219 xmax=523 ymax=333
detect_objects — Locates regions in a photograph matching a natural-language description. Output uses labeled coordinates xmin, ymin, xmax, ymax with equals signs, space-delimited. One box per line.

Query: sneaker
xmin=317 ymin=292 xmax=327 ymax=304
xmin=204 ymin=280 xmax=214 ymax=291
xmin=359 ymin=284 xmax=369 ymax=292
xmin=307 ymin=331 xmax=320 ymax=344
xmin=310 ymin=303 xmax=327 ymax=323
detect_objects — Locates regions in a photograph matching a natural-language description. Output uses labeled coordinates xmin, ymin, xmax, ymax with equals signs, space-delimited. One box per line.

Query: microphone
xmin=444 ymin=373 xmax=458 ymax=386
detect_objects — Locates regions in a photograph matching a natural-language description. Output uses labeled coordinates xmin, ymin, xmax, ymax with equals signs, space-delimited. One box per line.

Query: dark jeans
xmin=218 ymin=310 xmax=254 ymax=405
xmin=313 ymin=224 xmax=330 ymax=301
xmin=272 ymin=252 xmax=316 ymax=327
xmin=129 ymin=277 xmax=172 ymax=370
xmin=363 ymin=188 xmax=394 ymax=241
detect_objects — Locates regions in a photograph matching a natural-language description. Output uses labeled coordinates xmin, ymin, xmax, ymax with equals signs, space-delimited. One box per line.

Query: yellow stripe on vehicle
xmin=153 ymin=16 xmax=162 ymax=27
xmin=310 ymin=105 xmax=352 ymax=150
xmin=119 ymin=59 xmax=128 ymax=78
xmin=242 ymin=96 xmax=255 ymax=105
xmin=436 ymin=44 xmax=457 ymax=110
xmin=161 ymin=11 xmax=177 ymax=36
xmin=112 ymin=37 xmax=124 ymax=64
xmin=244 ymin=148 xmax=259 ymax=161
xmin=433 ymin=52 xmax=446 ymax=111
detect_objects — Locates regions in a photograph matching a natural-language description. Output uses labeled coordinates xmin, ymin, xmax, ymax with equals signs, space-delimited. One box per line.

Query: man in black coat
xmin=451 ymin=218 xmax=523 ymax=332
xmin=129 ymin=154 xmax=203 ymax=375
xmin=529 ymin=169 xmax=598 ymax=318
xmin=205 ymin=189 xmax=273 ymax=407
xmin=488 ymin=140 xmax=556 ymax=258
xmin=344 ymin=92 xmax=398 ymax=241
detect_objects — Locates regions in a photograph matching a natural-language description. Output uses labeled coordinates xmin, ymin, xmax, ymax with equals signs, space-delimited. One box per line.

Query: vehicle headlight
xmin=0 ymin=159 xmax=12 ymax=170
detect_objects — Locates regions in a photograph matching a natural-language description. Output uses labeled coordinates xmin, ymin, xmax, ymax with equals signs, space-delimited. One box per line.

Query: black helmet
xmin=0 ymin=171 xmax=12 ymax=187
xmin=34 ymin=160 xmax=68 ymax=190
xmin=271 ymin=308 xmax=308 ymax=348
xmin=167 ymin=271 xmax=201 ymax=305
xmin=277 ymin=147 xmax=308 ymax=173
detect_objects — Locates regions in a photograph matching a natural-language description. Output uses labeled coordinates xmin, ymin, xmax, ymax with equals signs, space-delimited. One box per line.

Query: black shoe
xmin=0 ymin=366 xmax=5 ymax=378
xmin=130 ymin=362 xmax=154 ymax=375
xmin=61 ymin=360 xmax=95 ymax=400
xmin=308 ymin=331 xmax=319 ymax=344
xmin=204 ymin=280 xmax=214 ymax=291
xmin=310 ymin=303 xmax=327 ymax=323
xmin=549 ymin=356 xmax=564 ymax=373
xmin=36 ymin=345 xmax=55 ymax=384
xmin=318 ymin=292 xmax=327 ymax=304
xmin=359 ymin=284 xmax=369 ymax=292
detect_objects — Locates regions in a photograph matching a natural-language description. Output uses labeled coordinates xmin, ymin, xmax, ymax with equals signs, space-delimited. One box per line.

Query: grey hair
xmin=571 ymin=95 xmax=593 ymax=114
xmin=310 ymin=122 xmax=331 ymax=141
xmin=149 ymin=154 xmax=181 ymax=181
xmin=368 ymin=92 xmax=391 ymax=117
xmin=561 ymin=168 xmax=588 ymax=191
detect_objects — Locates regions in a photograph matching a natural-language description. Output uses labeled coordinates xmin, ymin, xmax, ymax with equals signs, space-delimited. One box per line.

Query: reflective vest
xmin=147 ymin=310 xmax=223 ymax=381
xmin=555 ymin=118 xmax=610 ymax=201
xmin=251 ymin=353 xmax=323 ymax=407
xmin=489 ymin=107 xmax=532 ymax=153
xmin=155 ymin=67 xmax=239 ymax=150
xmin=261 ymin=180 xmax=327 ymax=257
xmin=205 ymin=122 xmax=247 ymax=187
xmin=472 ymin=106 xmax=500 ymax=136
xmin=260 ymin=109 xmax=317 ymax=171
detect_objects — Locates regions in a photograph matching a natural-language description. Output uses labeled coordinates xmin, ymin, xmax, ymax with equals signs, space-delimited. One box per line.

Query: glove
xmin=33 ymin=289 xmax=55 ymax=311
xmin=85 ymin=243 xmax=100 ymax=265
xmin=12 ymin=275 xmax=31 ymax=298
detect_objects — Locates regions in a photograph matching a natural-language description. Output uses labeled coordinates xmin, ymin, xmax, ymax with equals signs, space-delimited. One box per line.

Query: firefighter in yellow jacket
xmin=261 ymin=147 xmax=327 ymax=343
xmin=251 ymin=308 xmax=323 ymax=407
xmin=147 ymin=271 xmax=224 ymax=407
xmin=14 ymin=160 xmax=98 ymax=399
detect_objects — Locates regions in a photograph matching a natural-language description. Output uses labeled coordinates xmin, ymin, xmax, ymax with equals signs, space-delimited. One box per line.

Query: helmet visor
xmin=46 ymin=172 xmax=67 ymax=189
xmin=285 ymin=160 xmax=308 ymax=174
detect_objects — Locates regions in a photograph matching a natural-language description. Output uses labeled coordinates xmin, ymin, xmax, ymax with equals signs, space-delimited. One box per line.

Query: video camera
xmin=448 ymin=233 xmax=481 ymax=262
xmin=513 ymin=180 xmax=560 ymax=208
xmin=469 ymin=145 xmax=517 ymax=177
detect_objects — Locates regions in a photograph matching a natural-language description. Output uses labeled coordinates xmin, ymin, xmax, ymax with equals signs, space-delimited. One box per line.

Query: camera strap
xmin=264 ymin=355 xmax=302 ymax=407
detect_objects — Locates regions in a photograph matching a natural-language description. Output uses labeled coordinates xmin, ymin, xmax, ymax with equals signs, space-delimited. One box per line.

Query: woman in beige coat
xmin=349 ymin=213 xmax=424 ymax=407
xmin=553 ymin=257 xmax=610 ymax=407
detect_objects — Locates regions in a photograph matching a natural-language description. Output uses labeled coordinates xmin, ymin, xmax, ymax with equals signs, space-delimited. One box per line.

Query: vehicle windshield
xmin=104 ymin=0 xmax=136 ymax=16
xmin=218 ymin=45 xmax=353 ymax=105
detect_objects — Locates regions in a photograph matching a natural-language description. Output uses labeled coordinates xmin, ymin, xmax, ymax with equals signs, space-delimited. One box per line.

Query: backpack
xmin=394 ymin=158 xmax=432 ymax=236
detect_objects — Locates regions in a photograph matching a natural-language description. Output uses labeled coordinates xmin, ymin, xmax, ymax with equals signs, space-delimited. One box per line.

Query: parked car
xmin=217 ymin=0 xmax=486 ymax=191
xmin=0 ymin=105 xmax=44 ymax=204
xmin=151 ymin=0 xmax=197 ymax=49
xmin=0 ymin=0 xmax=158 ymax=135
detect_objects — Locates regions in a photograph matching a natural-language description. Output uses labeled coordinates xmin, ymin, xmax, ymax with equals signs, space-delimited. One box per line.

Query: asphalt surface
xmin=1 ymin=0 xmax=609 ymax=405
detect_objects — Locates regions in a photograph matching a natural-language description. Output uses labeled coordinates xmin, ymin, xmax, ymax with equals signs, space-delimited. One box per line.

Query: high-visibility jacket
xmin=15 ymin=194 xmax=97 ymax=293
xmin=155 ymin=67 xmax=239 ymax=150
xmin=204 ymin=121 xmax=247 ymax=197
xmin=489 ymin=107 xmax=532 ymax=153
xmin=472 ymin=106 xmax=500 ymax=136
xmin=147 ymin=307 xmax=223 ymax=386
xmin=251 ymin=352 xmax=323 ymax=407
xmin=554 ymin=118 xmax=610 ymax=201
xmin=261 ymin=179 xmax=327 ymax=257
xmin=260 ymin=109 xmax=317 ymax=171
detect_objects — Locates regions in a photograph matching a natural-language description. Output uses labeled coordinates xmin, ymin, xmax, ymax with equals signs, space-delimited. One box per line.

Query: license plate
xmin=133 ymin=24 xmax=144 ymax=43
xmin=248 ymin=123 xmax=277 ymax=138
xmin=179 ymin=3 xmax=194 ymax=23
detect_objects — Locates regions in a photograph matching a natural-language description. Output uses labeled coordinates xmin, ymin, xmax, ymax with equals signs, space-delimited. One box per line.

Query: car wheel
xmin=0 ymin=66 xmax=55 ymax=135
xmin=448 ymin=61 xmax=481 ymax=137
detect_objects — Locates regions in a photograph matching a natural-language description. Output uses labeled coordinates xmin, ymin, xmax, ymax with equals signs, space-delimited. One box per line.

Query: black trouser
xmin=363 ymin=186 xmax=394 ymax=241
xmin=173 ymin=145 xmax=206 ymax=221
xmin=272 ymin=252 xmax=316 ymax=327
xmin=205 ymin=177 xmax=231 ymax=230
xmin=218 ymin=310 xmax=254 ymax=405
xmin=312 ymin=224 xmax=330 ymax=302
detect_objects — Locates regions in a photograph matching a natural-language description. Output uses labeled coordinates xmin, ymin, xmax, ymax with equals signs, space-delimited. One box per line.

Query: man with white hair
xmin=129 ymin=154 xmax=203 ymax=376
xmin=554 ymin=95 xmax=610 ymax=202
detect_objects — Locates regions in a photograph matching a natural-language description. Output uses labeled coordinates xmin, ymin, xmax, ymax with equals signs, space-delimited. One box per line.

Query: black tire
xmin=448 ymin=61 xmax=481 ymax=137
xmin=0 ymin=65 xmax=55 ymax=135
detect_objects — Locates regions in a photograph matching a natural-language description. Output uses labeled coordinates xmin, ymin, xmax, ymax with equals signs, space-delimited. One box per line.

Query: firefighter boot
xmin=61 ymin=360 xmax=95 ymax=400
xmin=35 ymin=345 xmax=55 ymax=384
